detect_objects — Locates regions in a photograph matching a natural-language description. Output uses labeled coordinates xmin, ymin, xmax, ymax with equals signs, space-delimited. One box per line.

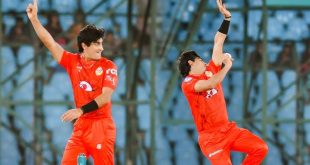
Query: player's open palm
xmin=216 ymin=0 xmax=231 ymax=18
xmin=26 ymin=0 xmax=38 ymax=20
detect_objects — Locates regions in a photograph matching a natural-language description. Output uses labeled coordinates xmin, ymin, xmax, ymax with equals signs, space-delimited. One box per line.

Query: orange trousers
xmin=61 ymin=117 xmax=116 ymax=165
xmin=198 ymin=123 xmax=268 ymax=165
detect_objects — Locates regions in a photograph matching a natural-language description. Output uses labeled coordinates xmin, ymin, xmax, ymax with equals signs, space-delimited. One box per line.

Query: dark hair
xmin=77 ymin=24 xmax=105 ymax=52
xmin=178 ymin=50 xmax=201 ymax=77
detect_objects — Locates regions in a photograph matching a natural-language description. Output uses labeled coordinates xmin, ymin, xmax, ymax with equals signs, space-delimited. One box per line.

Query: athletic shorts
xmin=61 ymin=117 xmax=116 ymax=165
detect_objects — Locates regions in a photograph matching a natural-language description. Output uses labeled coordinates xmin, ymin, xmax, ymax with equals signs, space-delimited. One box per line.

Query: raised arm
xmin=212 ymin=0 xmax=231 ymax=66
xmin=194 ymin=58 xmax=232 ymax=92
xmin=26 ymin=0 xmax=64 ymax=62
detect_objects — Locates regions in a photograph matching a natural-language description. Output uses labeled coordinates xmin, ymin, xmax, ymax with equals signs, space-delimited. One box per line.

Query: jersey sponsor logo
xmin=96 ymin=144 xmax=102 ymax=150
xmin=205 ymin=71 xmax=213 ymax=77
xmin=206 ymin=88 xmax=218 ymax=98
xmin=184 ymin=77 xmax=192 ymax=83
xmin=106 ymin=68 xmax=117 ymax=75
xmin=95 ymin=66 xmax=103 ymax=76
xmin=105 ymin=75 xmax=116 ymax=86
xmin=208 ymin=149 xmax=223 ymax=158
xmin=79 ymin=81 xmax=93 ymax=92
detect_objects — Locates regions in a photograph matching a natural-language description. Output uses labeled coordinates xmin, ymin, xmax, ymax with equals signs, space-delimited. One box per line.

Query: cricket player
xmin=178 ymin=0 xmax=268 ymax=164
xmin=27 ymin=0 xmax=118 ymax=164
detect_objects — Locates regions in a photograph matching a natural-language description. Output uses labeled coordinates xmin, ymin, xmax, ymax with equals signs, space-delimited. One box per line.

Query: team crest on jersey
xmin=95 ymin=67 xmax=103 ymax=76
xmin=205 ymin=71 xmax=213 ymax=77
xmin=76 ymin=65 xmax=82 ymax=72
xmin=79 ymin=81 xmax=93 ymax=92
xmin=184 ymin=77 xmax=192 ymax=83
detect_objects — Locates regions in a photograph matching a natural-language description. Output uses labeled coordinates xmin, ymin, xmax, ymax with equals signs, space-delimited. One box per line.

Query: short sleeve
xmin=208 ymin=60 xmax=222 ymax=74
xmin=59 ymin=50 xmax=74 ymax=70
xmin=103 ymin=62 xmax=118 ymax=90
xmin=182 ymin=76 xmax=199 ymax=94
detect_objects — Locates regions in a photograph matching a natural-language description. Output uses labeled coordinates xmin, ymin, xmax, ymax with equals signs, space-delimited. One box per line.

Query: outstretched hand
xmin=216 ymin=0 xmax=231 ymax=18
xmin=26 ymin=0 xmax=38 ymax=20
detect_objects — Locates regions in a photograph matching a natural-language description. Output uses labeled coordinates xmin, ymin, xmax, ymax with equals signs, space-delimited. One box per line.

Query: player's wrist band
xmin=81 ymin=100 xmax=99 ymax=114
xmin=218 ymin=19 xmax=230 ymax=35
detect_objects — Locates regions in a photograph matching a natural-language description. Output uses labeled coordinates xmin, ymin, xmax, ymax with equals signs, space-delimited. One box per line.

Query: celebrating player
xmin=27 ymin=0 xmax=118 ymax=164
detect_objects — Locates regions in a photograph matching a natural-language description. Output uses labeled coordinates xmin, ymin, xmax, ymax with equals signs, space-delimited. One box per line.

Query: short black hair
xmin=178 ymin=50 xmax=201 ymax=77
xmin=77 ymin=24 xmax=105 ymax=52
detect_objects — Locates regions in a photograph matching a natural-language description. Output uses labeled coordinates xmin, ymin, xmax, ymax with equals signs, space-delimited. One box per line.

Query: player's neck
xmin=189 ymin=70 xmax=203 ymax=76
xmin=81 ymin=53 xmax=92 ymax=61
xmin=80 ymin=53 xmax=96 ymax=68
xmin=81 ymin=52 xmax=101 ymax=61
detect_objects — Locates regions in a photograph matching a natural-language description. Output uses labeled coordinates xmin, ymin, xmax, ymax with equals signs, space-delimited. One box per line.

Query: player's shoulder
xmin=181 ymin=76 xmax=197 ymax=94
xmin=182 ymin=76 xmax=196 ymax=88
xmin=64 ymin=50 xmax=80 ymax=57
xmin=183 ymin=74 xmax=202 ymax=82
xmin=182 ymin=74 xmax=202 ymax=87
xmin=100 ymin=57 xmax=117 ymax=68
xmin=62 ymin=51 xmax=80 ymax=63
xmin=183 ymin=76 xmax=194 ymax=83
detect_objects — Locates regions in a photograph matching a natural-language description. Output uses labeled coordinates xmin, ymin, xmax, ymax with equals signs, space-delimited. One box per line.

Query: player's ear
xmin=82 ymin=42 xmax=88 ymax=49
xmin=188 ymin=60 xmax=194 ymax=66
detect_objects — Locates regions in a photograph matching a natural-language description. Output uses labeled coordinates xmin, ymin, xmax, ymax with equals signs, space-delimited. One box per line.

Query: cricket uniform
xmin=59 ymin=50 xmax=118 ymax=165
xmin=182 ymin=60 xmax=268 ymax=165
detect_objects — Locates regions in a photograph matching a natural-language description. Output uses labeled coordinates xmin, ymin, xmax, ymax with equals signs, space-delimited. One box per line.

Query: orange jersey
xmin=59 ymin=50 xmax=118 ymax=119
xmin=182 ymin=60 xmax=229 ymax=133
